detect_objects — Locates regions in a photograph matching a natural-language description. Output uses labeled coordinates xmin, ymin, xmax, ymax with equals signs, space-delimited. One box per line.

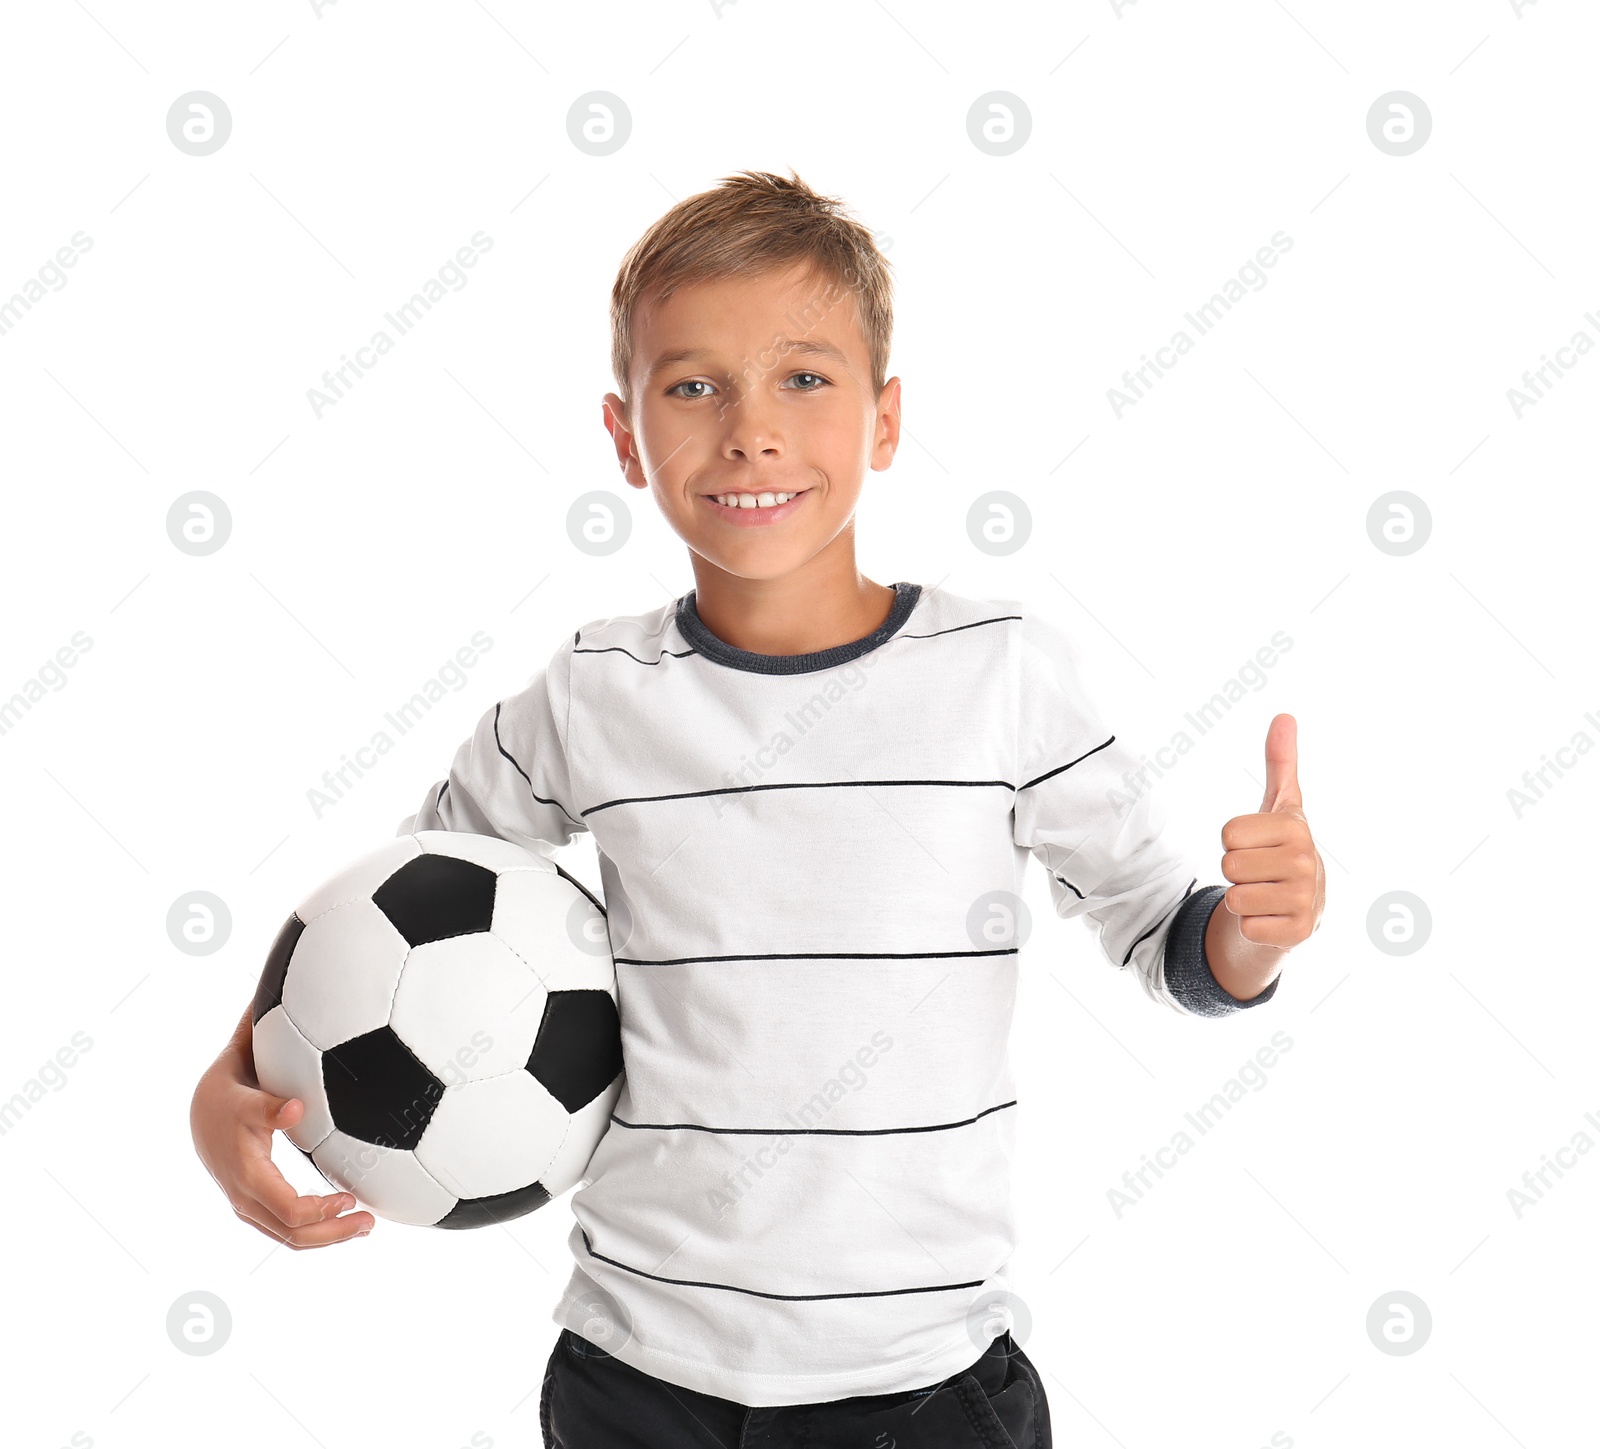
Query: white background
xmin=2 ymin=1 xmax=1596 ymax=1445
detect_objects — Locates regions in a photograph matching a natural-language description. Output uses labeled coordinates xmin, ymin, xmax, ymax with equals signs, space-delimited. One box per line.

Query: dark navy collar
xmin=675 ymin=582 xmax=922 ymax=675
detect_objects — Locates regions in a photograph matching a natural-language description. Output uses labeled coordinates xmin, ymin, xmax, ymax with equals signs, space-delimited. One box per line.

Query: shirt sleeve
xmin=1011 ymin=607 xmax=1278 ymax=1017
xmin=394 ymin=632 xmax=588 ymax=861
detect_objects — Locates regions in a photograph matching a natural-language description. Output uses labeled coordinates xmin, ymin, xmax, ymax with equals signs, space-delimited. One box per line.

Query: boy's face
xmin=603 ymin=262 xmax=901 ymax=583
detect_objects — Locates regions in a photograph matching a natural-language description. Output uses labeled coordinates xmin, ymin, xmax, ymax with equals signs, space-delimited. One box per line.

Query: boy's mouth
xmin=700 ymin=489 xmax=811 ymax=526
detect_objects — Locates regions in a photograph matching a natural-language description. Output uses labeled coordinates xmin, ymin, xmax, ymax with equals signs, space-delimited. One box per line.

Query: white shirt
xmin=397 ymin=580 xmax=1276 ymax=1406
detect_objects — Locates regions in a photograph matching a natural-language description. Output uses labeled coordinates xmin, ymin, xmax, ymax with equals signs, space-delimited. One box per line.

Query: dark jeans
xmin=540 ymin=1326 xmax=1051 ymax=1448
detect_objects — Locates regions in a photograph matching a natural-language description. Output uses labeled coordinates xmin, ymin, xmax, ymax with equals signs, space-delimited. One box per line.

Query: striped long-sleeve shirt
xmin=396 ymin=580 xmax=1278 ymax=1407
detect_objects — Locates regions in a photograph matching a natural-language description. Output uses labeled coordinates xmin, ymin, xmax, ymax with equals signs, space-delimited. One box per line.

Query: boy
xmin=192 ymin=170 xmax=1323 ymax=1447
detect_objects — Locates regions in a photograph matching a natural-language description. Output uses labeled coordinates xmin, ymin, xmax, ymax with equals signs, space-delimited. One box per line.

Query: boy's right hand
xmin=191 ymin=1008 xmax=375 ymax=1248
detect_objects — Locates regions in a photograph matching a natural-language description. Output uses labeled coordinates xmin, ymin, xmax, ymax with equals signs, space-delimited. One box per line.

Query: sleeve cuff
xmin=1161 ymin=884 xmax=1282 ymax=1017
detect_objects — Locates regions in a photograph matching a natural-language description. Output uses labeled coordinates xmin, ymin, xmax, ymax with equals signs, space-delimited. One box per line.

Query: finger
xmin=1260 ymin=713 xmax=1302 ymax=815
xmin=1221 ymin=844 xmax=1305 ymax=883
xmin=238 ymin=1092 xmax=368 ymax=1227
xmin=1236 ymin=913 xmax=1304 ymax=948
xmin=240 ymin=1147 xmax=373 ymax=1237
xmin=248 ymin=1086 xmax=303 ymax=1131
xmin=253 ymin=1168 xmax=367 ymax=1233
xmin=1223 ymin=881 xmax=1314 ymax=918
xmin=231 ymin=1192 xmax=374 ymax=1248
xmin=240 ymin=1130 xmax=366 ymax=1231
xmin=1220 ymin=812 xmax=1307 ymax=852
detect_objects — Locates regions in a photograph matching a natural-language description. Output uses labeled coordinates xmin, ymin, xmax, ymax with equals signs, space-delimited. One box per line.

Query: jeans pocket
xmin=564 ymin=1328 xmax=614 ymax=1361
xmin=954 ymin=1371 xmax=1013 ymax=1447
xmin=956 ymin=1348 xmax=1046 ymax=1449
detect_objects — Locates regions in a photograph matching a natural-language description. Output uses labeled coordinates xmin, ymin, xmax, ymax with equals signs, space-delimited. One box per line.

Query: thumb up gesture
xmin=1219 ymin=714 xmax=1325 ymax=950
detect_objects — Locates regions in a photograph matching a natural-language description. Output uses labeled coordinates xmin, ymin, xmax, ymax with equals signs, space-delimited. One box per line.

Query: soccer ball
xmin=249 ymin=830 xmax=622 ymax=1229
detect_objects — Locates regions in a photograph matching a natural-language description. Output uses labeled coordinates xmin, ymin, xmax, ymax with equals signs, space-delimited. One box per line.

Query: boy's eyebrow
xmin=644 ymin=339 xmax=850 ymax=380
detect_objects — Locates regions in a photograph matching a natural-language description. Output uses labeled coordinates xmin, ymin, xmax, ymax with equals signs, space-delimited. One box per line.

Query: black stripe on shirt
xmin=573 ymin=644 xmax=698 ymax=666
xmin=493 ymin=701 xmax=584 ymax=827
xmin=613 ymin=947 xmax=1019 ymax=966
xmin=579 ymin=1228 xmax=990 ymax=1302
xmin=582 ymin=776 xmax=1016 ymax=817
xmin=610 ymin=1099 xmax=1017 ymax=1137
xmin=897 ymin=613 xmax=1022 ymax=641
xmin=1119 ymin=876 xmax=1196 ymax=967
xmin=1016 ymin=735 xmax=1116 ymax=792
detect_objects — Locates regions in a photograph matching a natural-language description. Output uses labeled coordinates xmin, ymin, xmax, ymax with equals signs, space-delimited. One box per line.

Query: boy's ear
xmin=872 ymin=376 xmax=903 ymax=470
xmin=601 ymin=392 xmax=647 ymax=489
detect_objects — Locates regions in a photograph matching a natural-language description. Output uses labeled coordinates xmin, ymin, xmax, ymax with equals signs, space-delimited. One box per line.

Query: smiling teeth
xmin=713 ymin=491 xmax=799 ymax=509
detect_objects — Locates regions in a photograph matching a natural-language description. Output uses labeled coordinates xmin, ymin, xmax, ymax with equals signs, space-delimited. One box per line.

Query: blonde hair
xmin=609 ymin=168 xmax=894 ymax=414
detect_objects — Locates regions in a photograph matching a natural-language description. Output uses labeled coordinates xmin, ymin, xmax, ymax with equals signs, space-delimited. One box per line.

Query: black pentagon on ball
xmin=529 ymin=989 xmax=623 ymax=1114
xmin=323 ymin=1026 xmax=446 ymax=1151
xmin=435 ymin=1180 xmax=554 ymax=1230
xmin=372 ymin=853 xmax=498 ymax=948
xmin=252 ymin=913 xmax=305 ymax=1025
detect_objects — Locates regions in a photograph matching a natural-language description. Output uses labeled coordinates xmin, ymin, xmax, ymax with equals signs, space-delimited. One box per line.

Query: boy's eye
xmin=667 ymin=371 xmax=829 ymax=400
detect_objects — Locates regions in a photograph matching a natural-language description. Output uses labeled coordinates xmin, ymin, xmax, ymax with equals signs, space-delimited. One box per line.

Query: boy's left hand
xmin=1219 ymin=714 xmax=1325 ymax=949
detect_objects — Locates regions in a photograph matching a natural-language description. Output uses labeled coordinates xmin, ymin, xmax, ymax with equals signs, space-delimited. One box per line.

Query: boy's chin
xmin=683 ymin=542 xmax=820 ymax=582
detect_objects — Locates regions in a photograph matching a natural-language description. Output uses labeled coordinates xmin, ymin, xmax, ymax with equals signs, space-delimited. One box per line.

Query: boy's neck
xmin=688 ymin=557 xmax=898 ymax=658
